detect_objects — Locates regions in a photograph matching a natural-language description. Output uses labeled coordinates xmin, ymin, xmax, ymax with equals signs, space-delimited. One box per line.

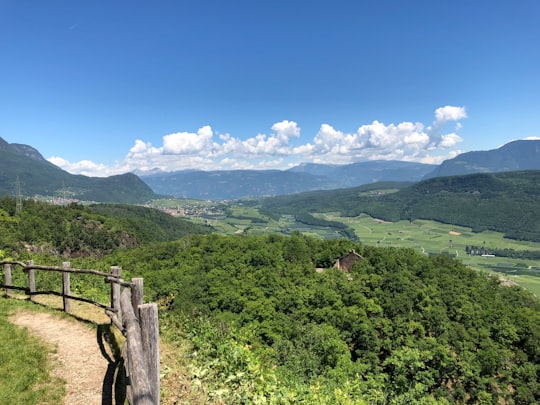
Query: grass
xmin=0 ymin=292 xmax=216 ymax=405
xmin=0 ymin=296 xmax=65 ymax=405
xmin=324 ymin=213 xmax=540 ymax=296
xmin=0 ymin=294 xmax=127 ymax=404
xmin=208 ymin=207 xmax=540 ymax=296
xmin=159 ymin=315 xmax=220 ymax=404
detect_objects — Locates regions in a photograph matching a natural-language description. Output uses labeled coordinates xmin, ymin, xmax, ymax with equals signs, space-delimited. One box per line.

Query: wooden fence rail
xmin=0 ymin=260 xmax=159 ymax=405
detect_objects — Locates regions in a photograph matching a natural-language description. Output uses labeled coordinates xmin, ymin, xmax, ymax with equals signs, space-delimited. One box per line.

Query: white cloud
xmin=220 ymin=120 xmax=301 ymax=156
xmin=48 ymin=156 xmax=70 ymax=168
xmin=417 ymin=149 xmax=462 ymax=165
xmin=162 ymin=126 xmax=214 ymax=155
xmin=439 ymin=133 xmax=463 ymax=148
xmin=427 ymin=105 xmax=467 ymax=148
xmin=308 ymin=120 xmax=432 ymax=163
xmin=313 ymin=124 xmax=346 ymax=153
xmin=49 ymin=106 xmax=469 ymax=176
xmin=271 ymin=120 xmax=300 ymax=142
xmin=127 ymin=140 xmax=161 ymax=159
xmin=255 ymin=158 xmax=286 ymax=169
xmin=434 ymin=106 xmax=467 ymax=125
xmin=49 ymin=157 xmax=116 ymax=177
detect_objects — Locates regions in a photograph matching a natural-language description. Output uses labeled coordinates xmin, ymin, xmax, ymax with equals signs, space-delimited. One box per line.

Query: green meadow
xmin=322 ymin=212 xmax=540 ymax=296
xmin=206 ymin=204 xmax=540 ymax=296
xmin=155 ymin=198 xmax=540 ymax=296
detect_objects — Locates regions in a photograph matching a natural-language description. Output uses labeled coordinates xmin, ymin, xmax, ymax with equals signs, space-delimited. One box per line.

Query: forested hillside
xmin=261 ymin=171 xmax=540 ymax=241
xmin=1 ymin=197 xmax=539 ymax=403
xmin=424 ymin=139 xmax=540 ymax=178
xmin=109 ymin=233 xmax=540 ymax=403
xmin=0 ymin=137 xmax=157 ymax=203
xmin=0 ymin=198 xmax=211 ymax=257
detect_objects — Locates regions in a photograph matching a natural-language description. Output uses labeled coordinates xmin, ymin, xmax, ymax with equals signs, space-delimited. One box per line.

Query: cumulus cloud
xmin=219 ymin=120 xmax=301 ymax=156
xmin=439 ymin=133 xmax=463 ymax=148
xmin=434 ymin=106 xmax=467 ymax=125
xmin=162 ymin=126 xmax=214 ymax=155
xmin=127 ymin=140 xmax=161 ymax=158
xmin=271 ymin=120 xmax=300 ymax=142
xmin=313 ymin=124 xmax=346 ymax=153
xmin=49 ymin=156 xmax=117 ymax=177
xmin=49 ymin=106 xmax=469 ymax=176
xmin=309 ymin=117 xmax=442 ymax=163
xmin=426 ymin=106 xmax=466 ymax=149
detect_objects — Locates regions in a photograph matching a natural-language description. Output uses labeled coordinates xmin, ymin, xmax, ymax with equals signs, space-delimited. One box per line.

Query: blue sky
xmin=1 ymin=1 xmax=539 ymax=176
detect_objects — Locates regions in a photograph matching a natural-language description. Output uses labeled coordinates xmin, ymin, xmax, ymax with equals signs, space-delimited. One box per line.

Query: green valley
xmin=146 ymin=171 xmax=540 ymax=296
xmin=320 ymin=214 xmax=540 ymax=296
xmin=1 ymin=169 xmax=540 ymax=404
xmin=164 ymin=201 xmax=540 ymax=296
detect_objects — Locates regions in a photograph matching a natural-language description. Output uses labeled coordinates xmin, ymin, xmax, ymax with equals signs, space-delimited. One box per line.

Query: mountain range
xmin=0 ymin=137 xmax=156 ymax=203
xmin=139 ymin=161 xmax=439 ymax=200
xmin=260 ymin=170 xmax=540 ymax=242
xmin=0 ymin=137 xmax=538 ymax=202
xmin=141 ymin=139 xmax=540 ymax=199
xmin=424 ymin=139 xmax=540 ymax=178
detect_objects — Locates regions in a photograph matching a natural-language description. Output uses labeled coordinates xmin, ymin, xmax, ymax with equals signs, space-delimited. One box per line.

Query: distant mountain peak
xmin=142 ymin=161 xmax=436 ymax=199
xmin=424 ymin=139 xmax=540 ymax=179
xmin=0 ymin=137 xmax=157 ymax=203
xmin=10 ymin=143 xmax=59 ymax=168
xmin=131 ymin=167 xmax=166 ymax=176
xmin=0 ymin=137 xmax=10 ymax=149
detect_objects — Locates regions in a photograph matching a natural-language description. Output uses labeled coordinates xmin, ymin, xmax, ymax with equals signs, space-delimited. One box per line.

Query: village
xmin=147 ymin=199 xmax=226 ymax=220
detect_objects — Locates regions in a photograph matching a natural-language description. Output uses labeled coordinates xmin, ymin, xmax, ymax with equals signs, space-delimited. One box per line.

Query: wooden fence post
xmin=120 ymin=289 xmax=154 ymax=405
xmin=140 ymin=303 xmax=160 ymax=405
xmin=4 ymin=263 xmax=12 ymax=297
xmin=131 ymin=278 xmax=144 ymax=320
xmin=110 ymin=266 xmax=121 ymax=319
xmin=27 ymin=260 xmax=36 ymax=302
xmin=62 ymin=261 xmax=71 ymax=313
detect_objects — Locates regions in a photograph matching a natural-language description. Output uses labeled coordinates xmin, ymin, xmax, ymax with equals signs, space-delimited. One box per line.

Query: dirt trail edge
xmin=10 ymin=310 xmax=115 ymax=405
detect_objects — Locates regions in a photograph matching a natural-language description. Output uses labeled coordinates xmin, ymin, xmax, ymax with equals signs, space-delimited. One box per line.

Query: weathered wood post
xmin=120 ymin=289 xmax=154 ymax=405
xmin=62 ymin=261 xmax=71 ymax=313
xmin=110 ymin=266 xmax=121 ymax=319
xmin=131 ymin=278 xmax=144 ymax=320
xmin=140 ymin=303 xmax=160 ymax=405
xmin=3 ymin=263 xmax=12 ymax=297
xmin=27 ymin=260 xmax=36 ymax=302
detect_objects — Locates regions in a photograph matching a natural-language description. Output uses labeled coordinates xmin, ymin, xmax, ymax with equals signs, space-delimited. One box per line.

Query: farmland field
xmin=319 ymin=212 xmax=540 ymax=296
xmin=153 ymin=198 xmax=540 ymax=296
xmin=214 ymin=208 xmax=540 ymax=296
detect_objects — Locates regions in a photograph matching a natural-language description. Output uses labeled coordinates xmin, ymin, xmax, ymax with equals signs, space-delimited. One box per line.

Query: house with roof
xmin=334 ymin=250 xmax=363 ymax=272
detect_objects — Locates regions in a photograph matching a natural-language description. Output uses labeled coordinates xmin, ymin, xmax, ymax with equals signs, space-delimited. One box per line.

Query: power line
xmin=15 ymin=175 xmax=22 ymax=213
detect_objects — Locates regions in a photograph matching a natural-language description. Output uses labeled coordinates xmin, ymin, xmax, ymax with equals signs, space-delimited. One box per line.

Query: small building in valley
xmin=334 ymin=250 xmax=363 ymax=272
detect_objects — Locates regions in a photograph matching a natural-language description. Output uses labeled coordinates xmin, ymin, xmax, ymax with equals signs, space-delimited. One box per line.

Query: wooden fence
xmin=1 ymin=260 xmax=160 ymax=405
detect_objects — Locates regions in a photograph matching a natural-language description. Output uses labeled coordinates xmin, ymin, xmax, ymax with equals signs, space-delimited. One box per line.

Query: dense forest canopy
xmin=1 ymin=187 xmax=539 ymax=403
xmin=109 ymin=233 xmax=540 ymax=403
xmin=0 ymin=198 xmax=211 ymax=257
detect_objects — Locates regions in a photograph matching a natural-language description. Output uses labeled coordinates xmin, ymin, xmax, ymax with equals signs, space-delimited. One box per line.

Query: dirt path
xmin=10 ymin=309 xmax=117 ymax=405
